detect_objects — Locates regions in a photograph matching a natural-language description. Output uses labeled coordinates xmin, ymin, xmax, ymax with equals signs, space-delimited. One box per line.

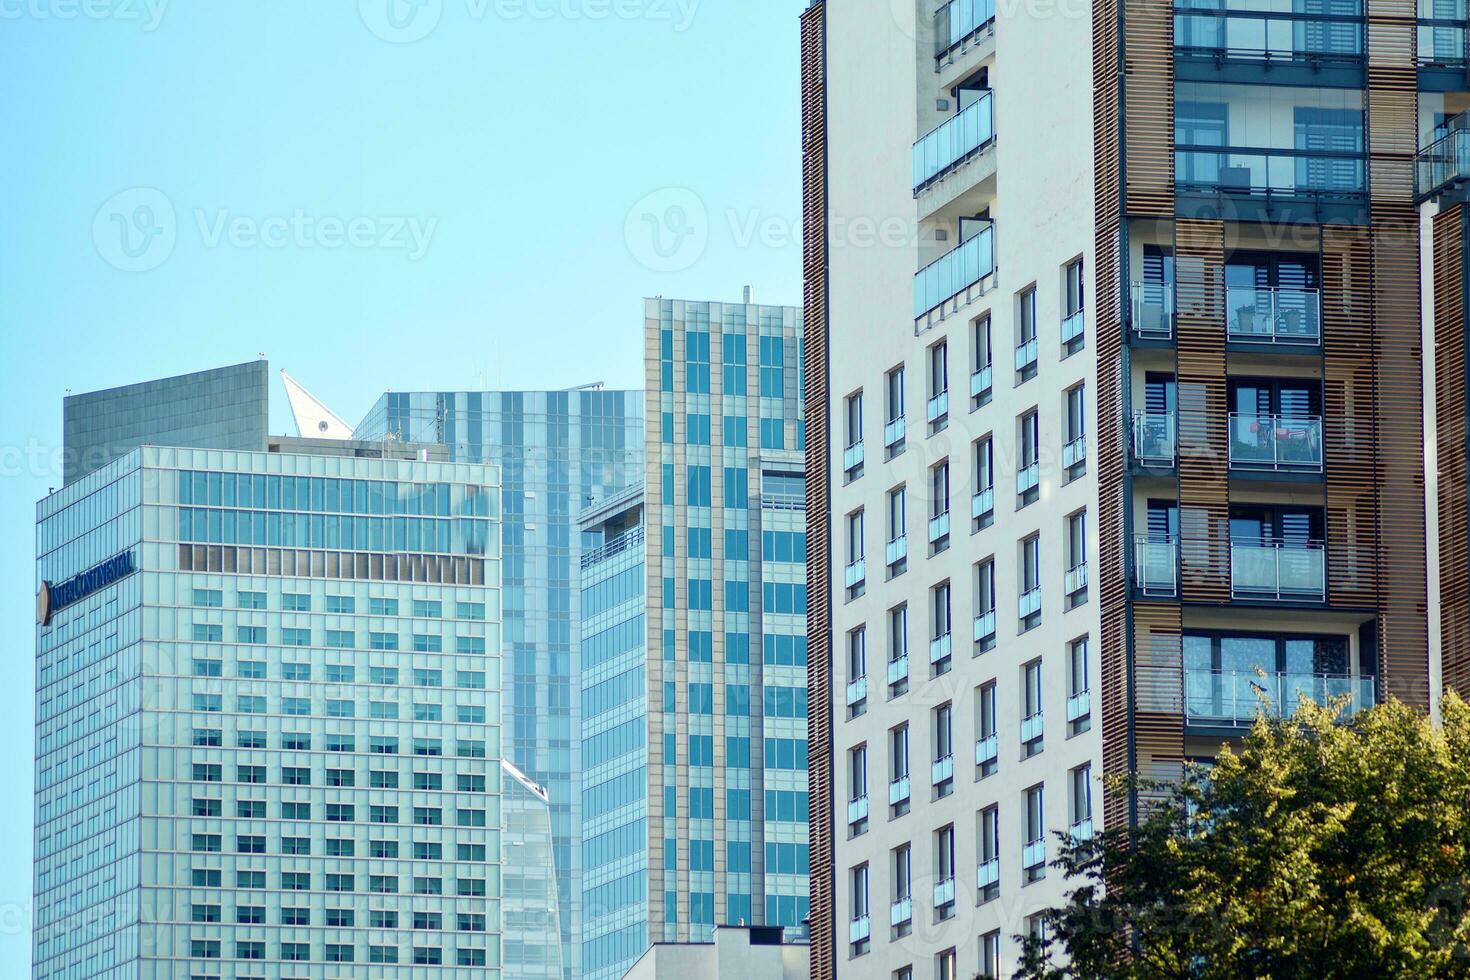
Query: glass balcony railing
xmin=928 ymin=511 xmax=951 ymax=544
xmin=1014 ymin=335 xmax=1038 ymax=372
xmin=913 ymin=91 xmax=995 ymax=192
xmin=1416 ymin=125 xmax=1470 ymax=200
xmin=1184 ymin=668 xmax=1375 ymax=726
xmin=1016 ymin=461 xmax=1039 ymax=495
xmin=1132 ymin=411 xmax=1177 ymax=466
xmin=1230 ymin=540 xmax=1326 ymax=600
xmin=975 ymin=733 xmax=998 ymax=767
xmin=1177 ymin=146 xmax=1366 ymax=201
xmin=1134 ymin=535 xmax=1178 ymax=597
xmin=884 ymin=416 xmax=906 ymax=449
xmin=1174 ymin=8 xmax=1364 ymax=64
xmin=890 ymin=896 xmax=912 ymax=926
xmin=886 ymin=535 xmax=908 ymax=567
xmin=971 ymin=363 xmax=993 ymax=399
xmin=926 ymin=391 xmax=949 ymax=424
xmin=889 ymin=775 xmax=910 ymax=805
xmin=887 ymin=654 xmax=908 ymax=686
xmin=1228 ymin=413 xmax=1323 ymax=472
xmin=1061 ymin=308 xmax=1085 ymax=346
xmin=845 ymin=557 xmax=867 ymax=589
xmin=977 ymin=857 xmax=999 ymax=889
xmin=914 ymin=223 xmax=995 ymax=318
xmin=1131 ymin=281 xmax=1175 ymax=340
xmin=973 ymin=609 xmax=996 ymax=645
xmin=1018 ymin=586 xmax=1041 ymax=620
xmin=935 ymin=0 xmax=996 ymax=61
xmin=846 ymin=676 xmax=867 ymax=707
xmin=1022 ymin=839 xmax=1046 ymax=871
xmin=1063 ymin=434 xmax=1087 ymax=470
xmin=1065 ymin=562 xmax=1088 ymax=596
xmin=929 ymin=632 xmax=952 ymax=664
xmin=933 ymin=877 xmax=956 ymax=908
xmin=972 ymin=486 xmax=994 ymax=522
xmin=849 ymin=915 xmax=871 ymax=944
xmin=1226 ymin=285 xmax=1321 ymax=344
xmin=847 ymin=795 xmax=869 ymax=825
xmin=843 ymin=441 xmax=865 ymax=472
xmin=931 ymin=754 xmax=955 ymax=786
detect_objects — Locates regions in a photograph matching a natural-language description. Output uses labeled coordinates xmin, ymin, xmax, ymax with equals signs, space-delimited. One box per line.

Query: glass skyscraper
xmin=576 ymin=296 xmax=808 ymax=980
xmin=34 ymin=444 xmax=506 ymax=979
xmin=356 ymin=388 xmax=645 ymax=979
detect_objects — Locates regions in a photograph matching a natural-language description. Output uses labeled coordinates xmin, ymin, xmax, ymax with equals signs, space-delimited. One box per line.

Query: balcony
xmin=1177 ymin=146 xmax=1367 ymax=212
xmin=1230 ymin=540 xmax=1326 ymax=601
xmin=1131 ymin=281 xmax=1174 ymax=341
xmin=1063 ymin=434 xmax=1087 ymax=471
xmin=843 ymin=441 xmax=866 ymax=473
xmin=1229 ymin=414 xmax=1323 ymax=472
xmin=1061 ymin=308 xmax=1085 ymax=347
xmin=849 ymin=915 xmax=871 ymax=944
xmin=973 ymin=609 xmax=996 ymax=646
xmin=1418 ymin=12 xmax=1466 ymax=68
xmin=1018 ymin=586 xmax=1041 ymax=620
xmin=889 ymin=775 xmax=911 ymax=806
xmin=1022 ymin=839 xmax=1046 ymax=872
xmin=846 ymin=676 xmax=868 ymax=708
xmin=1016 ymin=461 xmax=1039 ymax=495
xmin=1184 ymin=668 xmax=1376 ymax=726
xmin=929 ymin=632 xmax=953 ymax=665
xmin=845 ymin=558 xmax=867 ymax=590
xmin=1134 ymin=535 xmax=1179 ymax=597
xmin=1226 ymin=285 xmax=1321 ymax=345
xmin=1416 ymin=121 xmax=1470 ymax=200
xmin=1065 ymin=562 xmax=1088 ymax=597
xmin=760 ymin=492 xmax=805 ymax=512
xmin=933 ymin=877 xmax=956 ymax=909
xmin=914 ymin=223 xmax=995 ymax=320
xmin=847 ymin=795 xmax=869 ymax=825
xmin=931 ymin=754 xmax=955 ymax=786
xmin=1014 ymin=335 xmax=1038 ymax=374
xmin=913 ymin=91 xmax=995 ymax=194
xmin=926 ymin=391 xmax=949 ymax=424
xmin=935 ymin=0 xmax=996 ymax=64
xmin=883 ymin=416 xmax=906 ymax=450
xmin=1173 ymin=8 xmax=1364 ymax=66
xmin=580 ymin=525 xmax=644 ymax=569
xmin=977 ymin=857 xmax=999 ymax=890
xmin=972 ymin=486 xmax=994 ymax=522
xmin=887 ymin=654 xmax=909 ymax=686
xmin=1066 ymin=689 xmax=1091 ymax=722
xmin=928 ymin=512 xmax=951 ymax=545
xmin=1020 ymin=711 xmax=1044 ymax=744
xmin=886 ymin=536 xmax=908 ymax=567
xmin=975 ymin=733 xmax=998 ymax=767
xmin=890 ymin=896 xmax=913 ymax=927
xmin=1132 ymin=411 xmax=1177 ymax=467
xmin=1070 ymin=818 xmax=1095 ymax=840
xmin=971 ymin=363 xmax=993 ymax=400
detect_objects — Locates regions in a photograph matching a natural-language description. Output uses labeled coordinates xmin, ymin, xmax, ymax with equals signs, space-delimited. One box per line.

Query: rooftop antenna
xmin=280 ymin=370 xmax=355 ymax=440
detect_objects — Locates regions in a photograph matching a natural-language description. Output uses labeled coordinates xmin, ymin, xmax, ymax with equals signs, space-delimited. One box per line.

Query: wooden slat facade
xmin=799 ymin=5 xmax=834 ymax=978
xmin=1367 ymin=0 xmax=1431 ymax=707
xmin=1175 ymin=219 xmax=1231 ymax=604
xmin=1122 ymin=0 xmax=1174 ymax=217
xmin=1435 ymin=206 xmax=1470 ymax=696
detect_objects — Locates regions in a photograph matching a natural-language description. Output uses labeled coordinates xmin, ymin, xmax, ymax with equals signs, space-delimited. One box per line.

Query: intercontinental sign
xmin=37 ymin=550 xmax=136 ymax=626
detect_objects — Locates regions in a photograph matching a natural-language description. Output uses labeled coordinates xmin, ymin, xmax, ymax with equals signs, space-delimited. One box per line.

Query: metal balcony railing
xmin=1416 ymin=122 xmax=1470 ymax=200
xmin=1014 ymin=335 xmax=1038 ymax=372
xmin=971 ymin=363 xmax=993 ymax=399
xmin=1132 ymin=411 xmax=1177 ymax=466
xmin=1134 ymin=535 xmax=1179 ymax=597
xmin=1131 ymin=281 xmax=1174 ymax=340
xmin=1173 ymin=8 xmax=1364 ymax=64
xmin=914 ymin=223 xmax=996 ymax=318
xmin=1226 ymin=285 xmax=1321 ymax=345
xmin=1184 ymin=668 xmax=1375 ymax=726
xmin=1176 ymin=145 xmax=1367 ymax=201
xmin=1061 ymin=308 xmax=1085 ymax=346
xmin=935 ymin=0 xmax=996 ymax=62
xmin=1230 ymin=540 xmax=1326 ymax=600
xmin=580 ymin=525 xmax=644 ymax=569
xmin=913 ymin=91 xmax=995 ymax=192
xmin=1229 ymin=414 xmax=1323 ymax=472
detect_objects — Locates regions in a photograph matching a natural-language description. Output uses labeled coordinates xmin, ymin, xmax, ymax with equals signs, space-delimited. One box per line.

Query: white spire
xmin=280 ymin=369 xmax=354 ymax=440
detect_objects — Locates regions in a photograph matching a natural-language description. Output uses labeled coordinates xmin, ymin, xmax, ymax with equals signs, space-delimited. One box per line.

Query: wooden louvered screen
xmin=1123 ymin=0 xmax=1175 ymax=216
xmin=1175 ymin=219 xmax=1231 ymax=603
xmin=799 ymin=5 xmax=834 ymax=978
xmin=1094 ymin=0 xmax=1132 ymax=830
xmin=1133 ymin=603 xmax=1184 ymax=762
xmin=1368 ymin=0 xmax=1431 ymax=707
xmin=1435 ymin=206 xmax=1470 ymax=696
xmin=1322 ymin=227 xmax=1381 ymax=609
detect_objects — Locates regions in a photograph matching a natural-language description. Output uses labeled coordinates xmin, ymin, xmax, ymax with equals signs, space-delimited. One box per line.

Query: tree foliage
xmin=1014 ymin=691 xmax=1470 ymax=979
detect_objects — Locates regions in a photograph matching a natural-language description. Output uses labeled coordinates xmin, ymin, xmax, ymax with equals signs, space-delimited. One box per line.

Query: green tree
xmin=1014 ymin=691 xmax=1470 ymax=979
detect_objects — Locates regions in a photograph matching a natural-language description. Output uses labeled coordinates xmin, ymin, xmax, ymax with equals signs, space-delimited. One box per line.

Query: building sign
xmin=37 ymin=550 xmax=136 ymax=626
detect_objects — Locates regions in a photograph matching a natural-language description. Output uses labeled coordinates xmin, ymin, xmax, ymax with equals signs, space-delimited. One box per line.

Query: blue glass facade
xmin=357 ymin=389 xmax=644 ymax=979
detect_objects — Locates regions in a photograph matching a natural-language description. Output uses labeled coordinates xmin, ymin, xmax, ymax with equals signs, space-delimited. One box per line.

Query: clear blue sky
xmin=0 ymin=2 xmax=803 ymax=970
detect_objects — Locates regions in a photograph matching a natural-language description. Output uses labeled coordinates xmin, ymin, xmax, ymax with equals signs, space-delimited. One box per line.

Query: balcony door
xmin=1293 ymin=106 xmax=1364 ymax=192
xmin=1228 ymin=504 xmax=1324 ymax=547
